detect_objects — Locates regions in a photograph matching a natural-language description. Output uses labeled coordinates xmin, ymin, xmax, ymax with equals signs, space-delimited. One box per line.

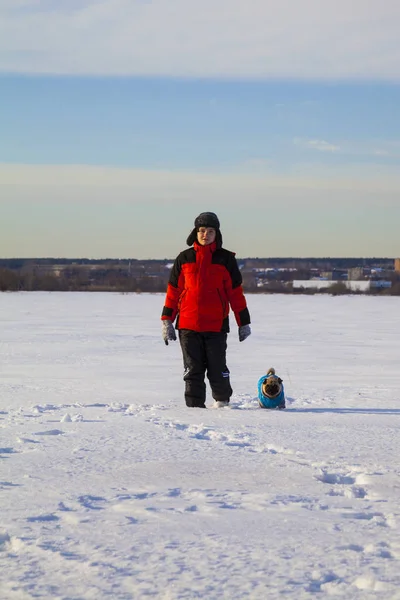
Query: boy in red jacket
xmin=161 ymin=212 xmax=251 ymax=408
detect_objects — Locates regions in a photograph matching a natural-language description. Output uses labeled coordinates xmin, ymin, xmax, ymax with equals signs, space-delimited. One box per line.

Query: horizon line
xmin=0 ymin=256 xmax=397 ymax=262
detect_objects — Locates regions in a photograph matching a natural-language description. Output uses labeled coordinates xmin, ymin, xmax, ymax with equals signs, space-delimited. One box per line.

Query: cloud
xmin=1 ymin=0 xmax=400 ymax=80
xmin=293 ymin=137 xmax=341 ymax=152
xmin=303 ymin=140 xmax=341 ymax=153
xmin=294 ymin=138 xmax=400 ymax=159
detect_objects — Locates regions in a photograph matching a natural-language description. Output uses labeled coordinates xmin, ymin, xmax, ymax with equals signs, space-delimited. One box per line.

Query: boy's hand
xmin=238 ymin=324 xmax=251 ymax=342
xmin=162 ymin=320 xmax=177 ymax=345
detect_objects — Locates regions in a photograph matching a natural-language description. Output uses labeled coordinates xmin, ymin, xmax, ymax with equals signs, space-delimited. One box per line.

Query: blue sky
xmin=1 ymin=1 xmax=400 ymax=259
xmin=2 ymin=77 xmax=400 ymax=170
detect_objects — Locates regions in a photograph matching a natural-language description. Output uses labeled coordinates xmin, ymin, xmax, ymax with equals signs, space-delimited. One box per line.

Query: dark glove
xmin=238 ymin=324 xmax=251 ymax=342
xmin=162 ymin=320 xmax=177 ymax=345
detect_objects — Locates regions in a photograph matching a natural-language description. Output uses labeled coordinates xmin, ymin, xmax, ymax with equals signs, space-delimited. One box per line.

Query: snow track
xmin=1 ymin=293 xmax=400 ymax=599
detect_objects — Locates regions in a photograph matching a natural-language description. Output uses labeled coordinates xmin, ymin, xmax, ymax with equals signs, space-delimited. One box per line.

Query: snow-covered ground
xmin=1 ymin=292 xmax=399 ymax=600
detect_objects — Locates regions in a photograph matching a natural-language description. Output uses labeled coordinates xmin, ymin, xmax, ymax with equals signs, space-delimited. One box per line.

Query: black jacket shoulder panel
xmin=169 ymin=248 xmax=196 ymax=287
xmin=212 ymin=249 xmax=242 ymax=288
xmin=211 ymin=248 xmax=232 ymax=265
xmin=179 ymin=248 xmax=197 ymax=264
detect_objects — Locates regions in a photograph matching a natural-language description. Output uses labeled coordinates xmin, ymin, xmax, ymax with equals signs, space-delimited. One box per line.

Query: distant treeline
xmin=1 ymin=267 xmax=399 ymax=295
xmin=0 ymin=267 xmax=166 ymax=293
xmin=0 ymin=257 xmax=395 ymax=269
xmin=0 ymin=257 xmax=399 ymax=295
xmin=0 ymin=258 xmax=170 ymax=269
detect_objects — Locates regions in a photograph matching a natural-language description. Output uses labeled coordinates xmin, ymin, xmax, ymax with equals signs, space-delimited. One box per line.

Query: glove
xmin=162 ymin=320 xmax=177 ymax=345
xmin=238 ymin=324 xmax=251 ymax=342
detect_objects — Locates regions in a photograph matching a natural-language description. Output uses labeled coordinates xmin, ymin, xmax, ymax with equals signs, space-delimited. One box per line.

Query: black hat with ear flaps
xmin=186 ymin=212 xmax=223 ymax=247
xmin=194 ymin=212 xmax=220 ymax=230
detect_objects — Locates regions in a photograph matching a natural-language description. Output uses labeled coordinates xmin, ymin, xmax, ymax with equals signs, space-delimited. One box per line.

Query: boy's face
xmin=197 ymin=227 xmax=216 ymax=246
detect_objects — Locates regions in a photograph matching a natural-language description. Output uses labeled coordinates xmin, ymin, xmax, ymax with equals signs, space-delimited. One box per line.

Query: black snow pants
xmin=178 ymin=329 xmax=233 ymax=407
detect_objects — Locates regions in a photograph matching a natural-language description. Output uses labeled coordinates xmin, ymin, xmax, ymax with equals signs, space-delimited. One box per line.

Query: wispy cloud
xmin=302 ymin=139 xmax=341 ymax=153
xmin=294 ymin=138 xmax=400 ymax=159
xmin=1 ymin=0 xmax=400 ymax=79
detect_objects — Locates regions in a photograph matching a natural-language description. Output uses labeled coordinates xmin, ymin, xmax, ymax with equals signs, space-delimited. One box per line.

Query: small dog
xmin=257 ymin=368 xmax=285 ymax=409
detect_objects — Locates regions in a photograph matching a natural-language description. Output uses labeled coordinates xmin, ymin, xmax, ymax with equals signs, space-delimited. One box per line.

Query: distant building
xmin=348 ymin=267 xmax=364 ymax=281
xmin=395 ymin=258 xmax=400 ymax=272
xmin=320 ymin=271 xmax=333 ymax=280
xmin=292 ymin=280 xmax=391 ymax=292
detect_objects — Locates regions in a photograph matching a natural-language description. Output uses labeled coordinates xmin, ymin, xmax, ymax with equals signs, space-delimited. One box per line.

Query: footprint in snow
xmin=34 ymin=429 xmax=64 ymax=436
xmin=27 ymin=513 xmax=60 ymax=523
xmin=31 ymin=404 xmax=61 ymax=414
xmin=77 ymin=495 xmax=107 ymax=510
xmin=315 ymin=469 xmax=369 ymax=499
xmin=0 ymin=447 xmax=19 ymax=456
xmin=0 ymin=481 xmax=22 ymax=490
xmin=17 ymin=437 xmax=41 ymax=444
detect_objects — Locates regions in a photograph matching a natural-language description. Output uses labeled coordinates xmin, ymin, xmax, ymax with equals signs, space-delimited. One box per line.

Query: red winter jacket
xmin=161 ymin=241 xmax=250 ymax=333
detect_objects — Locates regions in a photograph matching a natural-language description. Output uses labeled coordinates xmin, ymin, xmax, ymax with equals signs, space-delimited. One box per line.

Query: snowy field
xmin=1 ymin=292 xmax=400 ymax=600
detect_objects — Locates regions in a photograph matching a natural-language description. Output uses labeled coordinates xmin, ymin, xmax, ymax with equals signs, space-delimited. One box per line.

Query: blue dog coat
xmin=257 ymin=373 xmax=285 ymax=409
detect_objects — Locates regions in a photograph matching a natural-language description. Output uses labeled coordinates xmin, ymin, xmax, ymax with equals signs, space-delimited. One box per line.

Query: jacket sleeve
xmin=224 ymin=253 xmax=251 ymax=327
xmin=161 ymin=255 xmax=185 ymax=322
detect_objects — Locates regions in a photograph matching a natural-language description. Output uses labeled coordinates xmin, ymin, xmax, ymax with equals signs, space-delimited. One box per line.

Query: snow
xmin=1 ymin=292 xmax=400 ymax=600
